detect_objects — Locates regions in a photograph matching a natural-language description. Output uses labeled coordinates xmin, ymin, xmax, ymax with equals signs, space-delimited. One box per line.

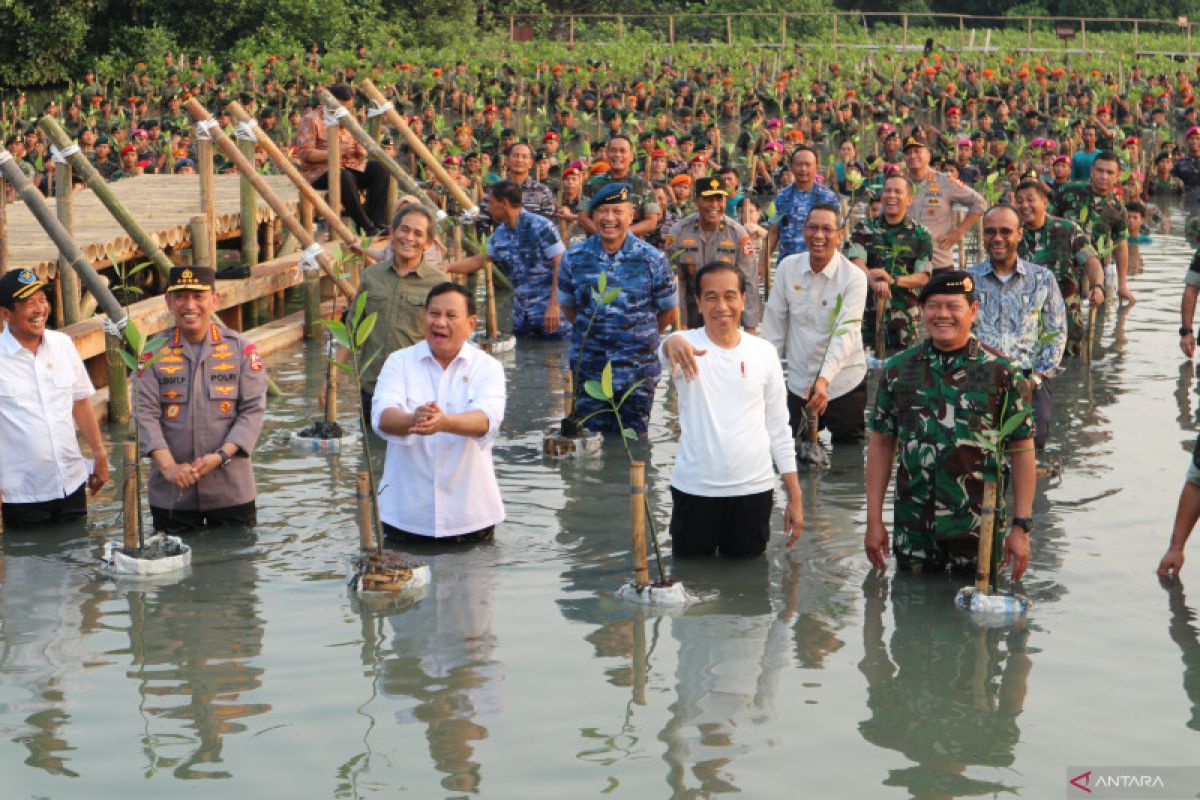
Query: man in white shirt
xmin=761 ymin=203 xmax=869 ymax=443
xmin=0 ymin=269 xmax=108 ymax=528
xmin=660 ymin=263 xmax=803 ymax=558
xmin=372 ymin=282 xmax=506 ymax=544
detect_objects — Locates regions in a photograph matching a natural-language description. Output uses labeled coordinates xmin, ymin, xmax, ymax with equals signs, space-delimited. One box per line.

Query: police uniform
xmin=666 ymin=177 xmax=762 ymax=330
xmin=845 ymin=213 xmax=934 ymax=350
xmin=557 ymin=184 xmax=678 ymax=436
xmin=137 ymin=267 xmax=267 ymax=532
xmin=488 ymin=208 xmax=569 ymax=337
xmin=907 ymin=138 xmax=986 ymax=270
xmin=870 ymin=273 xmax=1033 ymax=571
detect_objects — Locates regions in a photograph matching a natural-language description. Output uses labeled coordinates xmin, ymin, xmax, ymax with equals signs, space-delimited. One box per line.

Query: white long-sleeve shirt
xmin=372 ymin=340 xmax=506 ymax=537
xmin=761 ymin=250 xmax=867 ymax=400
xmin=660 ymin=328 xmax=796 ymax=497
xmin=0 ymin=326 xmax=94 ymax=503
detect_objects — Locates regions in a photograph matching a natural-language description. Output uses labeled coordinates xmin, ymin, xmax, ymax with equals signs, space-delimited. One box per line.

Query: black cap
xmin=902 ymin=134 xmax=927 ymax=151
xmin=918 ymin=270 xmax=976 ymax=303
xmin=166 ymin=266 xmax=216 ymax=292
xmin=694 ymin=176 xmax=727 ymax=199
xmin=0 ymin=268 xmax=47 ymax=308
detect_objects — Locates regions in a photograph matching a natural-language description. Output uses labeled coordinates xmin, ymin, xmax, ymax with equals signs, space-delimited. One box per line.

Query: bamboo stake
xmin=356 ymin=471 xmax=375 ymax=551
xmin=182 ymin=98 xmax=355 ymax=299
xmin=300 ymin=198 xmax=321 ymax=340
xmin=485 ymin=261 xmax=499 ymax=340
xmin=37 ymin=116 xmax=172 ymax=279
xmin=324 ymin=354 xmax=338 ymax=425
xmin=122 ymin=440 xmax=138 ymax=551
xmin=197 ymin=139 xmax=217 ymax=265
xmin=189 ymin=215 xmax=211 ymax=267
xmin=55 ymin=160 xmax=80 ymax=324
xmin=238 ymin=138 xmax=259 ymax=266
xmin=106 ymin=331 xmax=130 ymax=424
xmin=0 ymin=177 xmax=7 ymax=274
xmin=874 ymin=295 xmax=887 ymax=361
xmin=325 ymin=112 xmax=342 ymax=220
xmin=630 ymin=461 xmax=650 ymax=587
xmin=975 ymin=481 xmax=998 ymax=593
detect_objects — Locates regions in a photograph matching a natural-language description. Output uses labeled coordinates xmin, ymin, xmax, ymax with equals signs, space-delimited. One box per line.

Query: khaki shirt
xmin=137 ymin=323 xmax=267 ymax=511
xmin=910 ymin=170 xmax=986 ymax=269
xmin=355 ymin=258 xmax=448 ymax=393
xmin=666 ymin=214 xmax=762 ymax=328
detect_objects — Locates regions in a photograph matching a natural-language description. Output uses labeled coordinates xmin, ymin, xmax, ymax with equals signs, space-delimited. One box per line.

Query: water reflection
xmin=377 ymin=549 xmax=502 ymax=795
xmin=118 ymin=530 xmax=270 ymax=779
xmin=858 ymin=572 xmax=1031 ymax=798
xmin=0 ymin=525 xmax=107 ymax=777
xmin=1161 ymin=577 xmax=1200 ymax=733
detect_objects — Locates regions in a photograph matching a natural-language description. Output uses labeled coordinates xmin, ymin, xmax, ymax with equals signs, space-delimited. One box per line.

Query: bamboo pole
xmin=485 ymin=261 xmax=499 ymax=340
xmin=0 ymin=148 xmax=126 ymax=322
xmin=238 ymin=138 xmax=259 ymax=266
xmin=122 ymin=440 xmax=138 ymax=551
xmin=0 ymin=177 xmax=7 ymax=274
xmin=324 ymin=354 xmax=338 ymax=424
xmin=106 ymin=331 xmax=130 ymax=424
xmin=874 ymin=295 xmax=886 ymax=361
xmin=356 ymin=471 xmax=375 ymax=551
xmin=325 ymin=113 xmax=342 ymax=220
xmin=197 ymin=139 xmax=218 ymax=265
xmin=183 ymin=98 xmax=356 ymax=299
xmin=38 ymin=116 xmax=172 ymax=279
xmin=300 ymin=198 xmax=321 ymax=340
xmin=630 ymin=461 xmax=650 ymax=587
xmin=189 ymin=215 xmax=211 ymax=267
xmin=55 ymin=160 xmax=81 ymax=324
xmin=975 ymin=481 xmax=998 ymax=593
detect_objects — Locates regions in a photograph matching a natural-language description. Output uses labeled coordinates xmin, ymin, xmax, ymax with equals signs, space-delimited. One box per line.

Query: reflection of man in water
xmin=1161 ymin=577 xmax=1200 ymax=732
xmin=1158 ymin=434 xmax=1200 ymax=577
xmin=858 ymin=572 xmax=1031 ymax=797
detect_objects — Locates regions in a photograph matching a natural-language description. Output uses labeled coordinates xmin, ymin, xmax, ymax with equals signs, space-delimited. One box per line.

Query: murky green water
xmin=3 ymin=213 xmax=1200 ymax=799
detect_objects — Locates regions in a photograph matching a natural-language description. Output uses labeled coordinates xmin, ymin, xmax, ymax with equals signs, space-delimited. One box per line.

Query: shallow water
xmin=3 ymin=214 xmax=1200 ymax=799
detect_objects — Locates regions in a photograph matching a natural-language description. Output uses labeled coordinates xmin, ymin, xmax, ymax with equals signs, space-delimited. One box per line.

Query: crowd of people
xmin=6 ymin=45 xmax=1200 ymax=585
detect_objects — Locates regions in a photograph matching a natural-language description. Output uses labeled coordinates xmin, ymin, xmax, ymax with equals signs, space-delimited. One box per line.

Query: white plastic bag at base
xmin=102 ymin=533 xmax=192 ymax=575
xmin=615 ymin=580 xmax=697 ymax=607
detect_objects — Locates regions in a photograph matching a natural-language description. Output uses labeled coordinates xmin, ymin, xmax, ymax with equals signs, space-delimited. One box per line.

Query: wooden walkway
xmin=2 ymin=173 xmax=300 ymax=276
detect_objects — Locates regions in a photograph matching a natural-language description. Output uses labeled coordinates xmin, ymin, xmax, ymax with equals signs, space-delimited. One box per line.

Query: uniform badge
xmin=720 ymin=239 xmax=734 ymax=248
xmin=215 ymin=385 xmax=236 ymax=396
xmin=682 ymin=239 xmax=696 ymax=247
xmin=244 ymin=344 xmax=264 ymax=372
xmin=740 ymin=236 xmax=754 ymax=257
xmin=159 ymin=364 xmax=183 ymax=375
xmin=165 ymin=404 xmax=181 ymax=419
xmin=219 ymin=400 xmax=233 ymax=414
xmin=664 ymin=235 xmax=675 ymax=249
xmin=164 ymin=389 xmax=182 ymax=400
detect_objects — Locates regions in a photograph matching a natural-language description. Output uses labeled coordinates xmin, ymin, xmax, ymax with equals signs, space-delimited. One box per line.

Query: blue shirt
xmin=769 ymin=181 xmax=840 ymax=262
xmin=967 ymin=258 xmax=1068 ymax=377
xmin=1070 ymin=149 xmax=1099 ymax=182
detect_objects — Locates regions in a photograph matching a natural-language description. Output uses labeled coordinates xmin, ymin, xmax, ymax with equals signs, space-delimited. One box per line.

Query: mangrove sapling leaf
xmin=601 ymin=360 xmax=614 ymax=400
xmin=583 ymin=380 xmax=609 ymax=402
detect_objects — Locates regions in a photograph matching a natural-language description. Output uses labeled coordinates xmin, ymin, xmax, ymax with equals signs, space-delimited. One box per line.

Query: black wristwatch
xmin=1011 ymin=516 xmax=1033 ymax=533
xmin=216 ymin=450 xmax=232 ymax=469
xmin=1181 ymin=326 xmax=1194 ymax=337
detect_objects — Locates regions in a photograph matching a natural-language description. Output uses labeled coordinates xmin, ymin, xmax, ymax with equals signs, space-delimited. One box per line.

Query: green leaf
xmin=596 ymin=271 xmax=607 ymax=293
xmin=126 ymin=319 xmax=144 ymax=354
xmin=583 ymin=380 xmax=608 ymax=401
xmin=117 ymin=350 xmax=137 ymax=371
xmin=601 ymin=361 xmax=614 ymax=400
xmin=621 ymin=428 xmax=637 ymax=440
xmin=319 ymin=319 xmax=352 ymax=350
xmin=999 ymin=409 xmax=1030 ymax=438
xmin=354 ymin=312 xmax=378 ymax=349
xmin=602 ymin=287 xmax=620 ymax=304
xmin=330 ymin=360 xmax=354 ymax=375
xmin=353 ymin=290 xmax=369 ymax=325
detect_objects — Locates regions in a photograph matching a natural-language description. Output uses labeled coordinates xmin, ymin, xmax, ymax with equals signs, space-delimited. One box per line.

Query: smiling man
xmin=1052 ymin=150 xmax=1136 ymax=305
xmin=865 ymin=270 xmax=1036 ymax=580
xmin=138 ymin=266 xmax=267 ymax=533
xmin=372 ymin=283 xmax=506 ymax=545
xmin=0 ymin=269 xmax=108 ymax=528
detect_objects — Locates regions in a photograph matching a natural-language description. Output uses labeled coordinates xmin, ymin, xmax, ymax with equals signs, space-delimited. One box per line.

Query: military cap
xmin=917 ymin=270 xmax=975 ymax=303
xmin=542 ymin=130 xmax=559 ymax=141
xmin=694 ymin=176 xmax=727 ymax=199
xmin=166 ymin=266 xmax=216 ymax=292
xmin=588 ymin=182 xmax=632 ymax=212
xmin=670 ymin=174 xmax=692 ymax=188
xmin=902 ymin=134 xmax=928 ymax=151
xmin=0 ymin=268 xmax=47 ymax=308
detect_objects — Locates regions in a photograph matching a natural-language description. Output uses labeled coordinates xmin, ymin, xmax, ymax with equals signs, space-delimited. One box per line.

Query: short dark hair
xmin=1093 ymin=150 xmax=1121 ymax=168
xmin=1015 ymin=179 xmax=1050 ymax=199
xmin=806 ymin=202 xmax=842 ymax=229
xmin=606 ymin=133 xmax=633 ymax=150
xmin=790 ymin=145 xmax=819 ymax=164
xmin=506 ymin=140 xmax=534 ymax=159
xmin=1125 ymin=201 xmax=1146 ymax=216
xmin=425 ymin=282 xmax=476 ymax=316
xmin=883 ymin=172 xmax=915 ymax=195
xmin=716 ymin=165 xmax=738 ymax=178
xmin=695 ymin=261 xmax=746 ymax=295
xmin=329 ymin=84 xmax=354 ymax=102
xmin=488 ymin=179 xmax=524 ymax=207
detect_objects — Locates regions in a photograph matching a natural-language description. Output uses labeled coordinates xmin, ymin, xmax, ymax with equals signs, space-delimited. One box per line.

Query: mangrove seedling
xmin=561 ymin=271 xmax=620 ymax=437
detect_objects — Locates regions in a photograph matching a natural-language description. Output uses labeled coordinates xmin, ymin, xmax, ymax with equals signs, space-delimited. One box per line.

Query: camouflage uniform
xmin=1051 ymin=182 xmax=1127 ymax=264
xmin=845 ymin=214 xmax=934 ymax=350
xmin=769 ymin=181 xmax=840 ymax=262
xmin=583 ymin=172 xmax=660 ymax=224
xmin=1018 ymin=215 xmax=1097 ymax=349
xmin=665 ymin=213 xmax=761 ymax=329
xmin=557 ymin=233 xmax=678 ymax=436
xmin=870 ymin=337 xmax=1032 ymax=570
xmin=487 ymin=209 xmax=570 ymax=338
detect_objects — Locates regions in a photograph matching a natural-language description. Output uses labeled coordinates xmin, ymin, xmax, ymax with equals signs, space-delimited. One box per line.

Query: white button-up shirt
xmin=761 ymin=250 xmax=868 ymax=400
xmin=0 ymin=326 xmax=95 ymax=503
xmin=371 ymin=340 xmax=506 ymax=537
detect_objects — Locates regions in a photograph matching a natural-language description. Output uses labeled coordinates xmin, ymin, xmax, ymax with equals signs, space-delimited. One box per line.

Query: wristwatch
xmin=1181 ymin=326 xmax=1194 ymax=337
xmin=216 ymin=450 xmax=232 ymax=469
xmin=1011 ymin=516 xmax=1033 ymax=533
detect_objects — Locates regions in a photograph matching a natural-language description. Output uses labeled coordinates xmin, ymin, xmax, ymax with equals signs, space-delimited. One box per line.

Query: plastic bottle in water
xmin=866 ymin=355 xmax=884 ymax=370
xmin=955 ymin=587 xmax=1029 ymax=625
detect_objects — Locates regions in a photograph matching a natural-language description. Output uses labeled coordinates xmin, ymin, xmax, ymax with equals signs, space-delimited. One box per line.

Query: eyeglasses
xmin=983 ymin=226 xmax=1017 ymax=237
xmin=804 ymin=225 xmax=839 ymax=236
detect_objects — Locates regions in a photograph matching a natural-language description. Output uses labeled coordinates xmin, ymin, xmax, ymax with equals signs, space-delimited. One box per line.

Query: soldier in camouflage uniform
xmin=846 ymin=173 xmax=934 ymax=352
xmin=558 ymin=183 xmax=678 ymax=436
xmin=865 ymin=271 xmax=1035 ymax=578
xmin=1051 ymin=151 xmax=1136 ymax=305
xmin=578 ymin=134 xmax=661 ymax=240
xmin=1013 ymin=178 xmax=1105 ymax=352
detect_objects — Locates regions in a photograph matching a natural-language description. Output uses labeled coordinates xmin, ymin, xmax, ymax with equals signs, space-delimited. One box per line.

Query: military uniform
xmin=845 ymin=214 xmax=934 ymax=350
xmin=666 ymin=213 xmax=761 ymax=329
xmin=138 ymin=321 xmax=267 ymax=527
xmin=870 ymin=336 xmax=1032 ymax=570
xmin=769 ymin=181 xmax=840 ymax=263
xmin=911 ymin=170 xmax=986 ymax=270
xmin=583 ymin=172 xmax=659 ymax=224
xmin=488 ymin=209 xmax=569 ymax=337
xmin=557 ymin=233 xmax=677 ymax=436
xmin=1172 ymin=154 xmax=1200 ymax=204
xmin=1051 ymin=182 xmax=1127 ymax=263
xmin=1018 ymin=215 xmax=1098 ymax=349
xmin=479 ymin=175 xmax=556 ymax=226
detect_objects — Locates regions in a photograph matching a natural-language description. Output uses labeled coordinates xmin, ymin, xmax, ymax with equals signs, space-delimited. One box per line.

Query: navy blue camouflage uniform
xmin=488 ymin=209 xmax=570 ymax=337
